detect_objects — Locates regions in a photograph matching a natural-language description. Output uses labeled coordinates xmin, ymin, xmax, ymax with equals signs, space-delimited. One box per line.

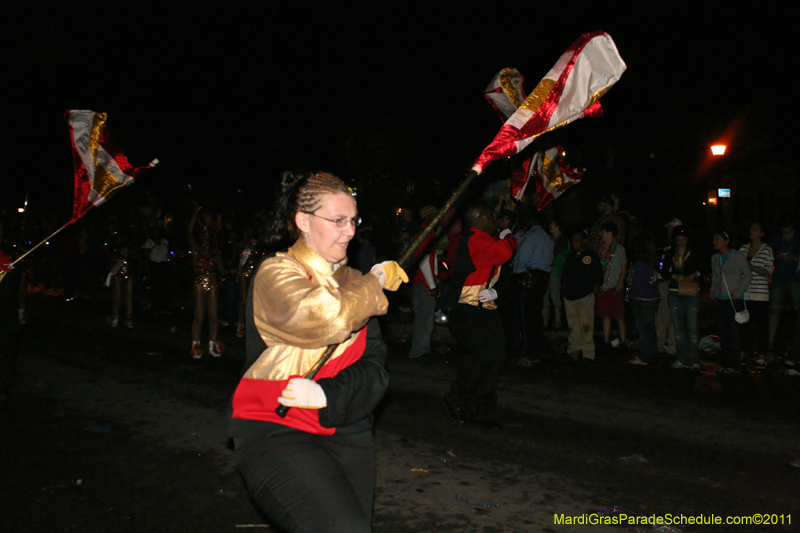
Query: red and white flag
xmin=483 ymin=68 xmax=527 ymax=122
xmin=472 ymin=31 xmax=626 ymax=175
xmin=514 ymin=145 xmax=584 ymax=208
xmin=67 ymin=110 xmax=158 ymax=222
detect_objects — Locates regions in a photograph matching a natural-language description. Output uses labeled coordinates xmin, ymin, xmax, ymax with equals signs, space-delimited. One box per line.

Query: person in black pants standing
xmin=444 ymin=202 xmax=517 ymax=429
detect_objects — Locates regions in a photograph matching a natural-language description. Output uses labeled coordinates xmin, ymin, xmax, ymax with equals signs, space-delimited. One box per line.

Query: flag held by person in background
xmin=67 ymin=110 xmax=158 ymax=222
xmin=472 ymin=31 xmax=626 ymax=175
xmin=514 ymin=145 xmax=584 ymax=208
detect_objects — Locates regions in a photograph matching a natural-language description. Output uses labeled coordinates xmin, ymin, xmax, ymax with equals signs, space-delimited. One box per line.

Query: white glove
xmin=277 ymin=378 xmax=327 ymax=409
xmin=478 ymin=288 xmax=498 ymax=302
xmin=498 ymin=229 xmax=512 ymax=240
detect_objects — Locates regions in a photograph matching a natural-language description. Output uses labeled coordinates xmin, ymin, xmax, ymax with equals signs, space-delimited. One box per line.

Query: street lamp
xmin=708 ymin=143 xmax=730 ymax=230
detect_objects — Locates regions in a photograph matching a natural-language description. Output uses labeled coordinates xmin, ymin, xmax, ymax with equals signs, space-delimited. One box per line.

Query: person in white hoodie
xmin=710 ymin=229 xmax=752 ymax=374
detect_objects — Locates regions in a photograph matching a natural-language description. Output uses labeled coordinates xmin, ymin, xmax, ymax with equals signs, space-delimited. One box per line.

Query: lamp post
xmin=709 ymin=144 xmax=728 ymax=230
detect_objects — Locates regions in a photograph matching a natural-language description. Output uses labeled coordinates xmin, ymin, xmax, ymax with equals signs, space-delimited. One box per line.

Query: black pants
xmin=742 ymin=300 xmax=769 ymax=354
xmin=520 ymin=270 xmax=549 ymax=358
xmin=448 ymin=304 xmax=506 ymax=418
xmin=235 ymin=431 xmax=375 ymax=533
xmin=506 ymin=270 xmax=549 ymax=358
xmin=714 ymin=298 xmax=744 ymax=368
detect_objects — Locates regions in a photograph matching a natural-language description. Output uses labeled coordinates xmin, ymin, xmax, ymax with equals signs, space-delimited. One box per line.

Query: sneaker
xmin=671 ymin=360 xmax=689 ymax=369
xmin=219 ymin=319 xmax=229 ymax=327
xmin=785 ymin=359 xmax=798 ymax=367
xmin=124 ymin=315 xmax=135 ymax=329
xmin=714 ymin=366 xmax=738 ymax=375
xmin=191 ymin=341 xmax=203 ymax=359
xmin=753 ymin=358 xmax=767 ymax=369
xmin=690 ymin=363 xmax=701 ymax=370
xmin=783 ymin=368 xmax=800 ymax=377
xmin=110 ymin=315 xmax=119 ymax=328
xmin=434 ymin=310 xmax=448 ymax=324
xmin=627 ymin=356 xmax=649 ymax=366
xmin=398 ymin=306 xmax=413 ymax=314
xmin=514 ymin=357 xmax=534 ymax=367
xmin=209 ymin=341 xmax=225 ymax=358
xmin=236 ymin=323 xmax=245 ymax=338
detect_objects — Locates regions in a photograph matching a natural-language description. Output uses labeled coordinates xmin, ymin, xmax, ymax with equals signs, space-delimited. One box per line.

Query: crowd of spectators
xmin=2 ymin=184 xmax=800 ymax=411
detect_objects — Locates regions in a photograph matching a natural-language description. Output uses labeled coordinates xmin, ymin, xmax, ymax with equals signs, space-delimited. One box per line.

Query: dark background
xmin=2 ymin=2 xmax=797 ymax=232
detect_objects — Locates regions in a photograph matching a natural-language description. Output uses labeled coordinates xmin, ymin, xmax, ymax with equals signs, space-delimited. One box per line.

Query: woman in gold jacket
xmin=229 ymin=171 xmax=406 ymax=532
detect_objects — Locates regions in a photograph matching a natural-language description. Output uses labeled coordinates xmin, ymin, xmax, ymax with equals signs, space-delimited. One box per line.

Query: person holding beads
xmin=229 ymin=170 xmax=407 ymax=532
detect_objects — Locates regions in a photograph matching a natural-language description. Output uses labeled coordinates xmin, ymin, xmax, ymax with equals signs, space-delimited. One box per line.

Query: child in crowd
xmin=561 ymin=230 xmax=603 ymax=361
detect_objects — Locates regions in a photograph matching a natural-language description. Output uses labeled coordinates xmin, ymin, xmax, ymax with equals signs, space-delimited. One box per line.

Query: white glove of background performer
xmin=478 ymin=288 xmax=498 ymax=302
xmin=277 ymin=378 xmax=327 ymax=409
xmin=498 ymin=228 xmax=512 ymax=240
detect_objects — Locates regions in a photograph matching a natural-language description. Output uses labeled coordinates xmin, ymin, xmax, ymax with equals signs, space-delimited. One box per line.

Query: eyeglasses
xmin=304 ymin=212 xmax=362 ymax=228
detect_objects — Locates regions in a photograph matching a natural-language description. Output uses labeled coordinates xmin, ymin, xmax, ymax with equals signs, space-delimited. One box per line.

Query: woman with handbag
xmin=738 ymin=222 xmax=774 ymax=367
xmin=710 ymin=229 xmax=753 ymax=374
xmin=665 ymin=227 xmax=703 ymax=369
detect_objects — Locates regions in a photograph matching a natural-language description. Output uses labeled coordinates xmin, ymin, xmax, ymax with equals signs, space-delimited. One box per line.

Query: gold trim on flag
xmin=519 ymin=79 xmax=556 ymax=113
xmin=499 ymin=68 xmax=524 ymax=109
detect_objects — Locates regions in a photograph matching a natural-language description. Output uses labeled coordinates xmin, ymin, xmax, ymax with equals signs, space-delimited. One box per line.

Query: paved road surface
xmin=2 ymin=295 xmax=799 ymax=532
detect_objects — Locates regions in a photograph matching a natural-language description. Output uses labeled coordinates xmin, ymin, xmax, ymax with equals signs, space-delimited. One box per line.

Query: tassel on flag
xmin=514 ymin=146 xmax=584 ymax=208
xmin=67 ymin=110 xmax=158 ymax=223
xmin=472 ymin=31 xmax=626 ymax=175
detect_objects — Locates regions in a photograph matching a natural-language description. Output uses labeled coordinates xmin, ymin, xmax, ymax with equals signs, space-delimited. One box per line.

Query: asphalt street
xmin=2 ymin=293 xmax=799 ymax=532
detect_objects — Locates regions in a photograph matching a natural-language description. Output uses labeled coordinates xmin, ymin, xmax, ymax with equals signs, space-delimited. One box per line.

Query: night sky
xmin=2 ymin=2 xmax=796 ymax=224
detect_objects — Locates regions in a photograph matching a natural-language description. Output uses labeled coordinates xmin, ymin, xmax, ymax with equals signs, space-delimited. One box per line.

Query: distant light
xmin=708 ymin=198 xmax=718 ymax=205
xmin=18 ymin=208 xmax=25 ymax=213
xmin=718 ymin=188 xmax=731 ymax=198
xmin=711 ymin=144 xmax=726 ymax=156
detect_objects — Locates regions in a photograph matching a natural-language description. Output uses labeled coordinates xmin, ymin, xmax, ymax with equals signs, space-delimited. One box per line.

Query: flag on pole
xmin=483 ymin=68 xmax=527 ymax=121
xmin=67 ymin=110 xmax=158 ymax=222
xmin=513 ymin=145 xmax=584 ymax=208
xmin=472 ymin=31 xmax=626 ymax=175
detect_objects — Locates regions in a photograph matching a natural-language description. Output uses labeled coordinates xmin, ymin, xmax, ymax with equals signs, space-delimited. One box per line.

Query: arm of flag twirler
xmin=472 ymin=31 xmax=626 ymax=176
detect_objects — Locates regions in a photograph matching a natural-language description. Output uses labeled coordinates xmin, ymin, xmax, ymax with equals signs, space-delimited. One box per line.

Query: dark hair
xmin=631 ymin=233 xmax=657 ymax=264
xmin=749 ymin=221 xmax=766 ymax=236
xmin=570 ymin=228 xmax=587 ymax=240
xmin=778 ymin=216 xmax=796 ymax=230
xmin=269 ymin=170 xmax=351 ymax=244
xmin=463 ymin=200 xmax=493 ymax=229
xmin=600 ymin=221 xmax=618 ymax=238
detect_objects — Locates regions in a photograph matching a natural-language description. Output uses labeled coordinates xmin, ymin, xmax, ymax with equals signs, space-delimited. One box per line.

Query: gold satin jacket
xmin=244 ymin=240 xmax=389 ymax=382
